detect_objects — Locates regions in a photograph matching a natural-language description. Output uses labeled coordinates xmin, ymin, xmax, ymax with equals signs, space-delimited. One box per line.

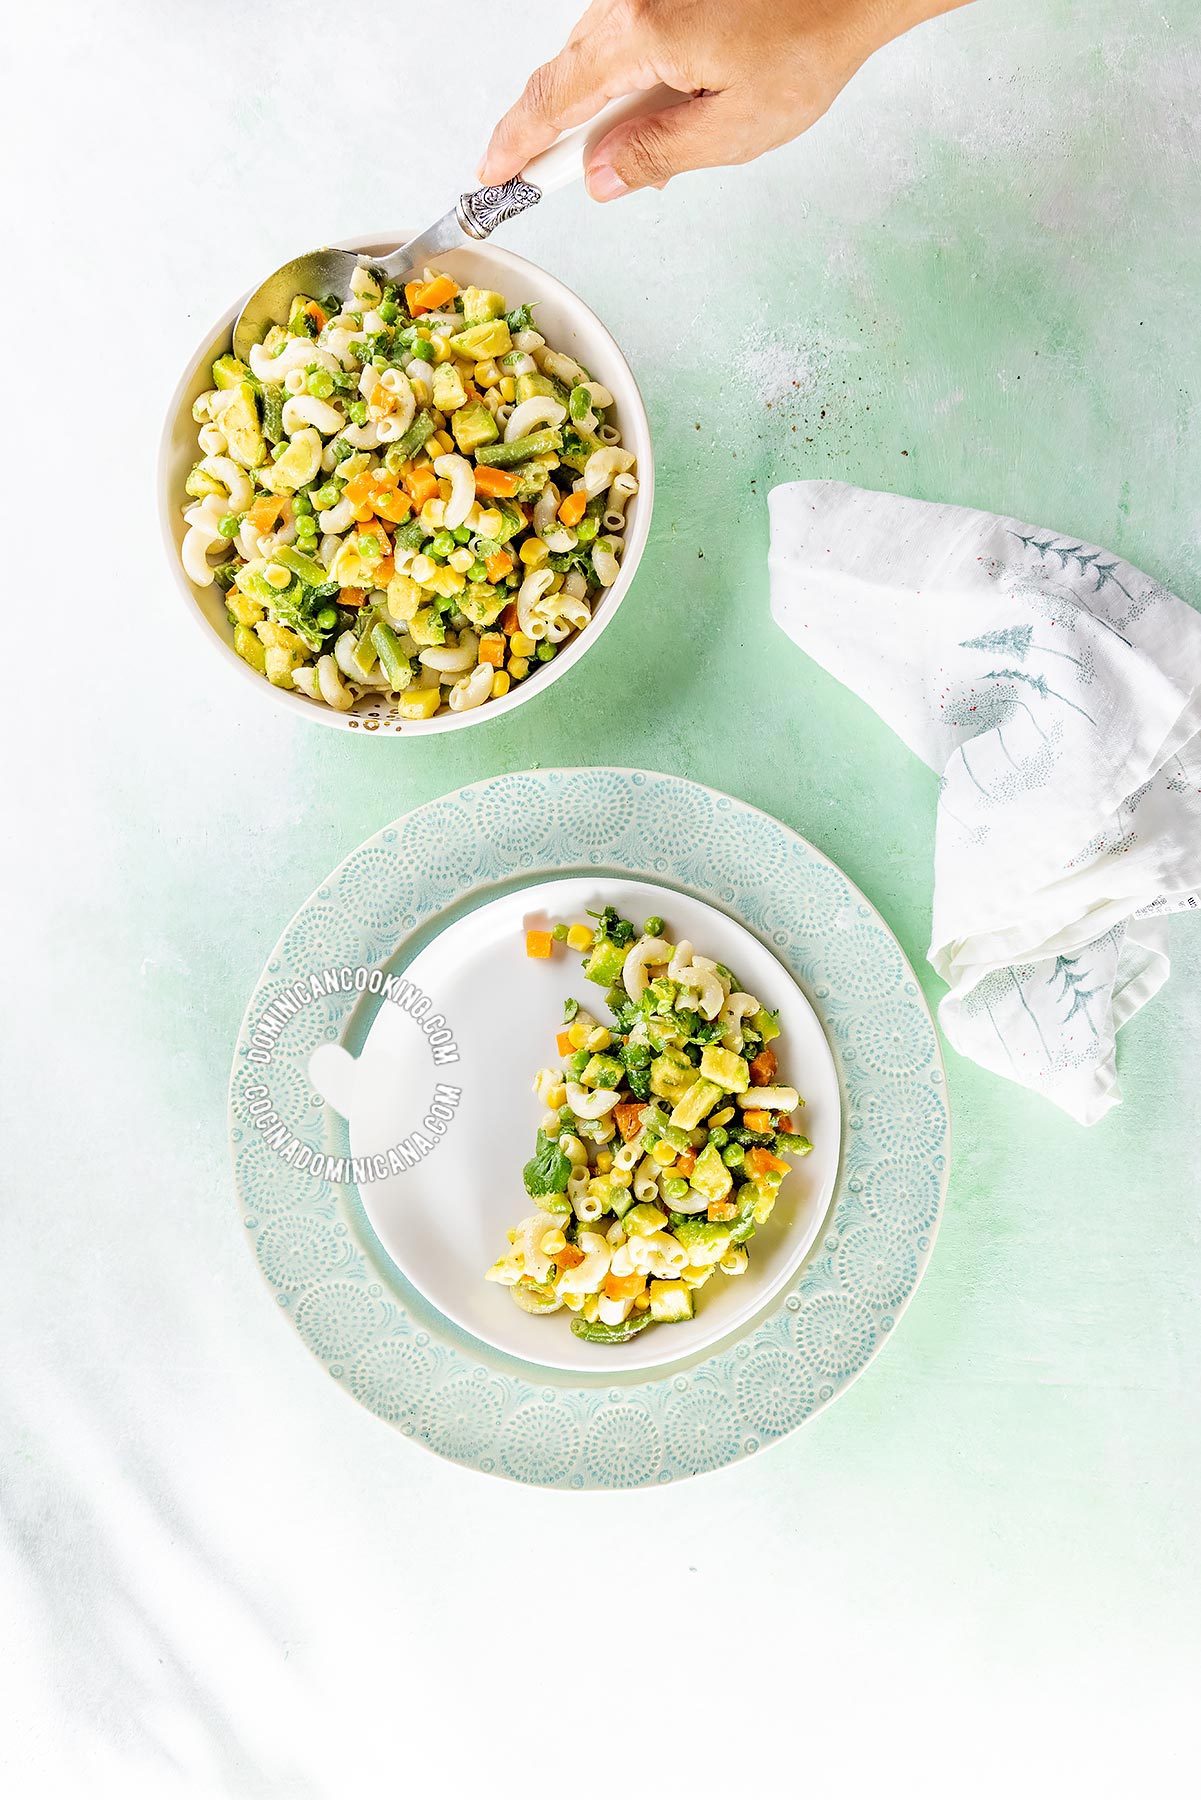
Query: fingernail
xmin=587 ymin=164 xmax=629 ymax=203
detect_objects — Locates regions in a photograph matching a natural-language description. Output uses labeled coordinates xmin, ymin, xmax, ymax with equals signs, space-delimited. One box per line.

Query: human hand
xmin=478 ymin=0 xmax=970 ymax=201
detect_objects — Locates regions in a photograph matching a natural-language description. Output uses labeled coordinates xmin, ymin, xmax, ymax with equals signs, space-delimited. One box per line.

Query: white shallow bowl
xmin=158 ymin=233 xmax=653 ymax=735
xmin=316 ymin=877 xmax=842 ymax=1374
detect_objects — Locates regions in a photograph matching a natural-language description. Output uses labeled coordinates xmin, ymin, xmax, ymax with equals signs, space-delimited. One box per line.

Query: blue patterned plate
xmin=229 ymin=769 xmax=950 ymax=1486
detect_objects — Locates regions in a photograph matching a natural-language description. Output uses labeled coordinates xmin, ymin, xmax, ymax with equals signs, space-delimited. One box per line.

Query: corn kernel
xmin=567 ymin=1019 xmax=590 ymax=1049
xmin=264 ymin=562 xmax=291 ymax=589
xmin=595 ymin=1150 xmax=614 ymax=1174
xmin=490 ymin=669 xmax=510 ymax=698
xmin=419 ymin=498 xmax=446 ymax=531
xmin=652 ymin=1141 xmax=677 ymax=1167
xmin=519 ymin=537 xmax=549 ymax=568
xmin=540 ymin=1229 xmax=566 ymax=1256
xmin=710 ymin=1106 xmax=735 ymax=1127
xmin=509 ymin=631 xmax=537 ymax=660
xmin=433 ymin=429 xmax=455 ymax=452
xmin=546 ymin=1083 xmax=567 ymax=1110
xmin=474 ymin=358 xmax=501 ymax=388
xmin=609 ymin=1167 xmax=632 ymax=1189
xmin=431 ymin=335 xmax=452 ymax=363
xmin=584 ymin=1027 xmax=611 ymax=1051
xmin=633 ymin=1290 xmax=651 ymax=1310
xmin=448 ymin=546 xmax=474 ymax=573
xmin=566 ymin=924 xmax=594 ymax=952
xmin=476 ymin=507 xmax=503 ymax=537
xmin=508 ymin=657 xmax=530 ymax=680
xmin=498 ymin=376 xmax=516 ymax=403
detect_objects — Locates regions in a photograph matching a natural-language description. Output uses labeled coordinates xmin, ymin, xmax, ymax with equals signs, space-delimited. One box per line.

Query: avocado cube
xmin=451 ymin=400 xmax=500 ymax=454
xmin=582 ymin=1053 xmax=624 ymax=1089
xmin=449 ymin=319 xmax=513 ymax=360
xmin=515 ymin=370 xmax=570 ymax=406
xmin=650 ymin=1051 xmax=693 ymax=1104
xmin=622 ymin=1202 xmax=667 ymax=1238
xmin=584 ymin=940 xmax=628 ymax=987
xmin=233 ymin=624 xmax=267 ymax=672
xmin=669 ymin=1078 xmax=723 ymax=1132
xmin=431 ymin=362 xmax=468 ymax=412
xmin=699 ymin=1046 xmax=750 ymax=1093
xmin=217 ymin=380 xmax=265 ymax=469
xmin=212 ymin=352 xmax=252 ymax=391
xmin=649 ymin=1279 xmax=694 ymax=1324
xmin=459 ymin=286 xmax=507 ymax=325
xmin=458 ymin=582 xmax=506 ymax=627
xmin=688 ymin=1143 xmax=733 ymax=1207
xmin=287 ymin=293 xmax=320 ymax=337
xmin=672 ymin=1218 xmax=732 ymax=1266
xmin=185 ymin=464 xmax=226 ymax=500
xmin=751 ymin=1007 xmax=781 ymax=1044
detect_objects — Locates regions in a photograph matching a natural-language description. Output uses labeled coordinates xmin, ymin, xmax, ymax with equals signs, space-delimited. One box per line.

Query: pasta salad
xmin=486 ymin=906 xmax=813 ymax=1345
xmin=180 ymin=267 xmax=638 ymax=718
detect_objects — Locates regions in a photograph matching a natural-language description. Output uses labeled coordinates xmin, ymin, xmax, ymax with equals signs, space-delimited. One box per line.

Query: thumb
xmin=585 ymin=92 xmax=747 ymax=199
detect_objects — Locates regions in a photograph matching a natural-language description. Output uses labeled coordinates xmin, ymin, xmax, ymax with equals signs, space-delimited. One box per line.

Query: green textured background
xmin=6 ymin=0 xmax=1199 ymax=1791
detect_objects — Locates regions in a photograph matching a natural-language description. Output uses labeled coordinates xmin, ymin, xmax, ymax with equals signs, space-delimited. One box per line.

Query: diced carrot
xmin=555 ymin=1242 xmax=584 ymax=1269
xmin=526 ymin=930 xmax=553 ymax=959
xmin=373 ymin=557 xmax=395 ymax=585
xmin=485 ymin=550 xmax=514 ymax=582
xmin=614 ymin=1103 xmax=646 ymax=1143
xmin=558 ymin=489 xmax=588 ymax=528
xmin=345 ymin=471 xmax=376 ymax=506
xmin=414 ymin=275 xmax=459 ymax=310
xmin=675 ymin=1147 xmax=697 ymax=1178
xmin=603 ymin=1270 xmax=646 ymax=1303
xmin=303 ymin=300 xmax=328 ymax=332
xmin=404 ymin=465 xmax=439 ymax=507
xmin=404 ymin=280 xmax=426 ymax=315
xmin=338 ymin=587 xmax=366 ymax=608
xmin=743 ymin=1109 xmax=773 ymax=1134
xmin=708 ymin=1199 xmax=737 ymax=1222
xmin=374 ymin=489 xmax=412 ymax=523
xmin=748 ymin=1048 xmax=777 ymax=1086
xmin=745 ymin=1147 xmax=791 ymax=1180
xmin=473 ymin=465 xmax=520 ymax=499
xmin=478 ymin=633 xmax=506 ymax=668
xmin=246 ymin=495 xmax=287 ymax=533
xmin=555 ymin=1031 xmax=574 ymax=1057
xmin=500 ymin=601 xmax=520 ymax=634
xmin=775 ymin=1116 xmax=793 ymax=1133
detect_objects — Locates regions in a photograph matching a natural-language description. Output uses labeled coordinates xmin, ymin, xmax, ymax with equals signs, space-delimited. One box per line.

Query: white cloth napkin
xmin=769 ymin=480 xmax=1201 ymax=1123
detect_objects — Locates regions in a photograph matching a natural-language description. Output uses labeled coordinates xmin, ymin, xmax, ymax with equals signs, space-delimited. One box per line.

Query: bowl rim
xmin=157 ymin=230 xmax=654 ymax=736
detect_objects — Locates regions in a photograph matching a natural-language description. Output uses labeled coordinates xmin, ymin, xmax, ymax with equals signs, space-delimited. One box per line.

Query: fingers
xmin=585 ymin=92 xmax=759 ymax=199
xmin=478 ymin=28 xmax=628 ymax=184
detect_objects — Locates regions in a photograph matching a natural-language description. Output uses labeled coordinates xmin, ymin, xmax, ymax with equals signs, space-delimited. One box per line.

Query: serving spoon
xmin=232 ymin=85 xmax=685 ymax=363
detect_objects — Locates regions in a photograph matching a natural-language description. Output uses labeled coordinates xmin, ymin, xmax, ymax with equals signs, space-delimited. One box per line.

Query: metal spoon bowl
xmin=231 ymin=86 xmax=683 ymax=362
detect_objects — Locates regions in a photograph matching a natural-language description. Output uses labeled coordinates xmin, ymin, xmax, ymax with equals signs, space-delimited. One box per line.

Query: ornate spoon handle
xmin=456 ymin=179 xmax=544 ymax=240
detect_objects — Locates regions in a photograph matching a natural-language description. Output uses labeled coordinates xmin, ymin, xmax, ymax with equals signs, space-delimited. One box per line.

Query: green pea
xmin=468 ymin=559 xmax=488 ymax=582
xmin=310 ymin=482 xmax=339 ymax=508
xmin=552 ymin=923 xmax=569 ymax=942
xmin=316 ymin=606 xmax=338 ymax=631
xmin=409 ymin=338 xmax=435 ymax=363
xmin=430 ymin=530 xmax=456 ymax=557
xmin=217 ymin=513 xmax=241 ymax=539
xmin=536 ymin=641 xmax=556 ymax=662
xmin=708 ymin=1125 xmax=729 ymax=1149
xmin=296 ymin=518 xmax=318 ymax=541
xmin=643 ymin=915 xmax=665 ymax=937
xmin=306 ymin=369 xmax=334 ymax=400
xmin=575 ymin=515 xmax=599 ymax=543
xmin=664 ymin=1176 xmax=690 ymax=1203
xmin=721 ymin=1142 xmax=745 ymax=1169
xmin=292 ymin=493 xmax=313 ymax=516
xmin=379 ymin=298 xmax=399 ymax=324
xmin=452 ymin=524 xmax=473 ymax=544
xmin=568 ymin=1050 xmax=590 ymax=1078
xmin=347 ymin=401 xmax=368 ymax=426
xmin=331 ymin=439 xmax=355 ymax=463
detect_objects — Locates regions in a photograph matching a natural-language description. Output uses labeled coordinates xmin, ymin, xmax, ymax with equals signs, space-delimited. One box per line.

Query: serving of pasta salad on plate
xmin=180 ymin=266 xmax=638 ymax=718
xmin=486 ymin=906 xmax=814 ymax=1345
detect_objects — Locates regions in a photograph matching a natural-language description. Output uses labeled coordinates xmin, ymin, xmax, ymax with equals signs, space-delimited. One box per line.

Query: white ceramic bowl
xmin=158 ymin=233 xmax=653 ymax=735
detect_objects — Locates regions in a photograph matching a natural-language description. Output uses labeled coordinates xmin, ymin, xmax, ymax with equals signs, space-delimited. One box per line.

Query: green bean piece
xmin=370 ymin=622 xmax=413 ymax=691
xmin=474 ymin=428 xmax=563 ymax=468
xmin=570 ymin=1311 xmax=654 ymax=1345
